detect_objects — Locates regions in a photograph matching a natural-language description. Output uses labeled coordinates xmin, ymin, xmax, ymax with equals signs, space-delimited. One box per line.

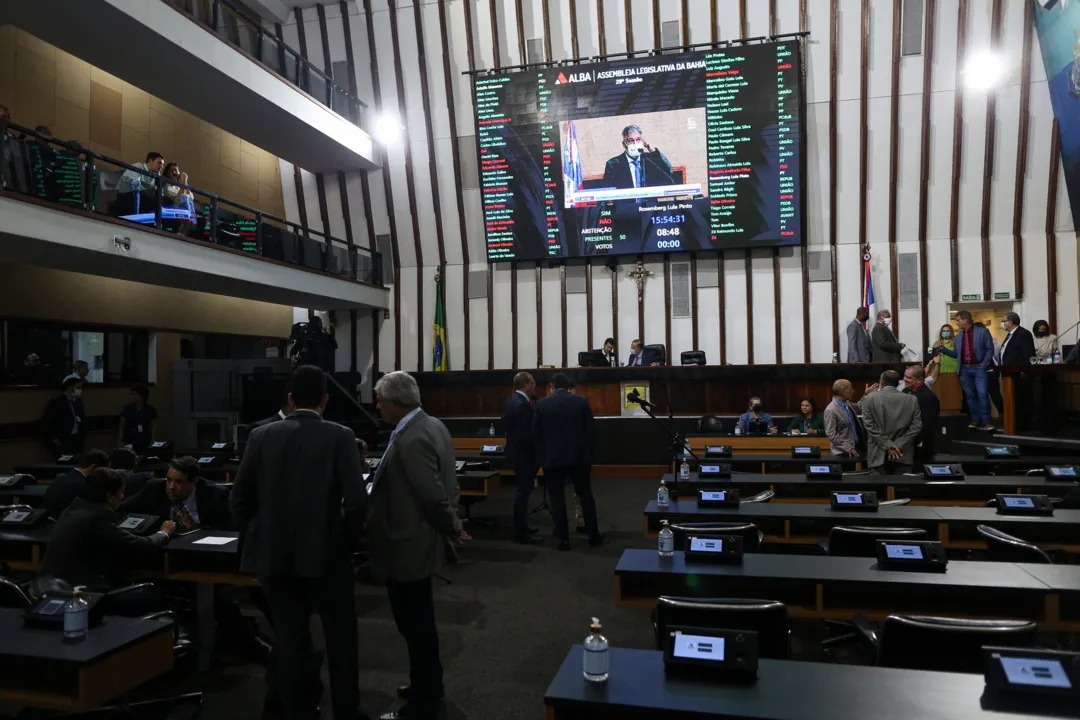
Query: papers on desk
xmin=193 ymin=536 xmax=237 ymax=546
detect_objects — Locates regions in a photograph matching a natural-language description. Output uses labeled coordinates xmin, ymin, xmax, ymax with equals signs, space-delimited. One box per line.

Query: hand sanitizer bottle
xmin=657 ymin=479 xmax=670 ymax=508
xmin=658 ymin=520 xmax=674 ymax=557
xmin=734 ymin=424 xmax=742 ymax=436
xmin=488 ymin=422 xmax=495 ymax=437
xmin=583 ymin=617 xmax=609 ymax=683
xmin=64 ymin=587 xmax=89 ymax=642
xmin=679 ymin=459 xmax=691 ymax=481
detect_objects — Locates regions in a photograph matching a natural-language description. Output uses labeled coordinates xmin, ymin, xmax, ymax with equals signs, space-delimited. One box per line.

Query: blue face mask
xmin=941 ymin=331 xmax=952 ymax=339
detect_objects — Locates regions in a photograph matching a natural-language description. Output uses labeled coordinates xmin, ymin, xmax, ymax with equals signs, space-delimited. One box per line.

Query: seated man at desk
xmin=786 ymin=397 xmax=824 ymax=435
xmin=38 ymin=468 xmax=176 ymax=592
xmin=120 ymin=455 xmax=232 ymax=531
xmin=108 ymin=446 xmax=154 ymax=497
xmin=737 ymin=397 xmax=777 ymax=435
xmin=43 ymin=449 xmax=109 ymax=519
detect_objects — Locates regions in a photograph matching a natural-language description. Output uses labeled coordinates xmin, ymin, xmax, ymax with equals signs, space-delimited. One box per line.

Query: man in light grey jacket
xmin=846 ymin=306 xmax=872 ymax=362
xmin=859 ymin=369 xmax=923 ymax=474
xmin=824 ymin=379 xmax=867 ymax=457
xmin=368 ymin=371 xmax=466 ymax=720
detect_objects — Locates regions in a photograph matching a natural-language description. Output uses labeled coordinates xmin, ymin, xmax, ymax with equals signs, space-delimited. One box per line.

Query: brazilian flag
xmin=432 ymin=271 xmax=449 ymax=371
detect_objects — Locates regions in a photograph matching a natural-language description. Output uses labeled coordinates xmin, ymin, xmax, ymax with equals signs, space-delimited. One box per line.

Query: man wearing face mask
xmin=871 ymin=310 xmax=905 ymax=363
xmin=846 ymin=306 xmax=872 ymax=362
xmin=602 ymin=125 xmax=676 ymax=191
xmin=42 ymin=377 xmax=86 ymax=456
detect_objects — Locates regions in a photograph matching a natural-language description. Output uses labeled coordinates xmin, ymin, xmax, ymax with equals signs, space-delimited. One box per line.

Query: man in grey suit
xmin=369 ymin=371 xmax=467 ymax=720
xmin=232 ymin=365 xmax=369 ymax=720
xmin=860 ymin=369 xmax=923 ymax=474
xmin=846 ymin=306 xmax=872 ymax=362
xmin=824 ymin=379 xmax=869 ymax=457
xmin=871 ymin=309 xmax=905 ymax=362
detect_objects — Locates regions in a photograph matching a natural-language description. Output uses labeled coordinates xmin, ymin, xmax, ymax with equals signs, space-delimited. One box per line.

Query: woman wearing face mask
xmin=1032 ymin=320 xmax=1057 ymax=360
xmin=737 ymin=397 xmax=778 ymax=435
xmin=786 ymin=397 xmax=824 ymax=435
xmin=925 ymin=324 xmax=958 ymax=387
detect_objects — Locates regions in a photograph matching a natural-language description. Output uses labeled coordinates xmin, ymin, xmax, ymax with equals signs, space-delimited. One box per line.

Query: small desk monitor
xmin=1045 ymin=465 xmax=1080 ymax=481
xmin=578 ymin=350 xmax=612 ymax=367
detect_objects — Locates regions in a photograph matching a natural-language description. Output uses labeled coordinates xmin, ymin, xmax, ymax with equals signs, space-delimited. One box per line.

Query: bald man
xmin=503 ymin=372 xmax=541 ymax=544
xmin=823 ymin=379 xmax=879 ymax=457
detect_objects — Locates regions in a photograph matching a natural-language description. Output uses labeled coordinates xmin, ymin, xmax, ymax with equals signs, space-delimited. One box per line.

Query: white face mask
xmin=880 ymin=317 xmax=891 ymax=326
xmin=1001 ymin=321 xmax=1009 ymax=330
xmin=625 ymin=142 xmax=644 ymax=158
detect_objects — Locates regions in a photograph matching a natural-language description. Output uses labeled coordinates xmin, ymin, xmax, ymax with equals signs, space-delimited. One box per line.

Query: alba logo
xmin=554 ymin=71 xmax=592 ymax=85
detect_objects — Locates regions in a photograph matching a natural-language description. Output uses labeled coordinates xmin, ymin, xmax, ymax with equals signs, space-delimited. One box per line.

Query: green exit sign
xmin=994 ymin=292 xmax=1011 ymax=300
xmin=961 ymin=294 xmax=982 ymax=301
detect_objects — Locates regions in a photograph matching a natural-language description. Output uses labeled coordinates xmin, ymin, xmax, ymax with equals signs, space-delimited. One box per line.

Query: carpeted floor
xmin=130 ymin=476 xmax=837 ymax=719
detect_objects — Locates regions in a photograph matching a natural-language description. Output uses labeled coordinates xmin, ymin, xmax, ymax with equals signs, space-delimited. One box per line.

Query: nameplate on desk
xmin=924 ymin=464 xmax=964 ymax=480
xmin=697 ymin=488 xmax=740 ymax=507
xmin=211 ymin=442 xmax=232 ymax=451
xmin=985 ymin=445 xmax=1020 ymax=459
xmin=197 ymin=456 xmax=217 ymax=466
xmin=1045 ymin=465 xmax=1080 ymax=481
xmin=663 ymin=625 xmax=758 ymax=680
xmin=996 ymin=494 xmax=1054 ymax=517
xmin=455 ymin=461 xmax=466 ymax=472
xmin=983 ymin=647 xmax=1080 ymax=709
xmin=705 ymin=445 xmax=732 ymax=459
xmin=117 ymin=513 xmax=160 ymax=534
xmin=830 ymin=491 xmax=878 ymax=512
xmin=806 ymin=464 xmax=842 ymax=480
xmin=791 ymin=446 xmax=821 ymax=459
xmin=685 ymin=534 xmax=744 ymax=564
xmin=875 ymin=540 xmax=948 ymax=572
xmin=697 ymin=464 xmax=732 ymax=479
xmin=56 ymin=455 xmax=75 ymax=464
xmin=480 ymin=444 xmax=504 ymax=455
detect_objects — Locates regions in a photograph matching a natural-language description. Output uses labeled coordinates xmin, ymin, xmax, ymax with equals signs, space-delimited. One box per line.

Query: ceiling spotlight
xmin=373 ymin=112 xmax=403 ymax=145
xmin=962 ymin=49 xmax=1007 ymax=91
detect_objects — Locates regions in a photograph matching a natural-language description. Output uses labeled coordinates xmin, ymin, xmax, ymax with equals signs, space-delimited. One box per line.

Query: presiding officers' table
xmin=544 ymin=646 xmax=1048 ymax=720
xmin=613 ymin=550 xmax=1073 ymax=629
xmin=0 ymin=608 xmax=173 ymax=711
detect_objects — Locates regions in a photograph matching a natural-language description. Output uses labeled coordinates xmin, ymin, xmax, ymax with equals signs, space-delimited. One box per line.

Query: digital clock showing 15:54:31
xmin=651 ymin=214 xmax=685 ymax=225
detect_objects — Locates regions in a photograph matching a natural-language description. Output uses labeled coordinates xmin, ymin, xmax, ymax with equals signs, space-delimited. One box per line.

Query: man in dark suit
xmin=368 ymin=371 xmax=465 ymax=720
xmin=902 ymin=365 xmax=940 ymax=468
xmin=232 ymin=366 xmax=369 ymax=720
xmin=627 ymin=338 xmax=662 ymax=367
xmin=42 ymin=377 xmax=86 ymax=456
xmin=601 ymin=124 xmax=676 ymax=191
xmin=44 ymin=449 xmax=108 ymax=519
xmin=120 ymin=455 xmax=232 ymax=531
xmin=871 ymin=310 xmax=905 ymax=362
xmin=503 ymin=372 xmax=541 ymax=544
xmin=532 ymin=373 xmax=603 ymax=550
xmin=108 ymin=446 xmax=154 ymax=497
xmin=999 ymin=312 xmax=1036 ymax=365
xmin=38 ymin=468 xmax=176 ymax=592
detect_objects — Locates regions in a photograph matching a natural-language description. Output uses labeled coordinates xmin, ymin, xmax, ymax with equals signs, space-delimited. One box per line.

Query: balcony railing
xmin=0 ymin=121 xmax=382 ymax=286
xmin=165 ymin=0 xmax=366 ymax=127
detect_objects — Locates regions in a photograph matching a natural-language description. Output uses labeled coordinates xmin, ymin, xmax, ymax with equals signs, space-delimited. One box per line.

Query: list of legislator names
xmin=776 ymin=43 xmax=798 ymax=239
xmin=475 ymin=75 xmax=517 ymax=261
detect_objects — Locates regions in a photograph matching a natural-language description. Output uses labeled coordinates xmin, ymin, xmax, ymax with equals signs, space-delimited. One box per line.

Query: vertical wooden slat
xmin=917 ymin=0 xmax=937 ymax=355
xmin=691 ymin=256 xmax=699 ymax=352
xmin=473 ymin=0 xmax=496 ymax=368
xmin=561 ymin=265 xmax=567 ymax=367
xmin=340 ymin=1 xmax=359 ymax=97
xmin=718 ymin=254 xmax=726 ymax=365
xmin=292 ymin=166 xmax=310 ymax=230
xmin=858 ymin=0 xmax=870 ymax=304
xmin=1011 ymin=0 xmax=1034 ymax=301
xmin=887 ymin=0 xmax=901 ymax=338
xmin=314 ymin=175 xmax=332 ymax=241
xmin=515 ymin=0 xmax=527 ymax=62
xmin=362 ymin=0 xmax=402 ymax=370
xmin=948 ymin=0 xmax=969 ymax=303
xmin=438 ymin=0 xmax=472 ymax=369
xmin=489 ymin=0 xmax=502 ymax=67
xmin=739 ymin=0 xmax=747 ymax=42
xmin=664 ymin=255 xmax=672 ymax=359
xmin=586 ymin=260 xmax=594 ymax=349
xmin=711 ymin=0 xmax=718 ymax=42
xmin=336 ymin=172 xmax=354 ymax=249
xmin=488 ymin=264 xmax=495 ymax=368
xmin=316 ymin=4 xmax=333 ymax=73
xmin=681 ymin=0 xmax=689 ymax=46
xmin=511 ymin=262 xmax=518 ymax=367
xmin=740 ymin=0 xmax=751 ymax=362
xmin=769 ymin=0 xmax=777 ymax=35
xmin=569 ymin=0 xmax=580 ymax=59
xmin=652 ymin=0 xmax=661 ymax=50
xmin=387 ymin=0 xmax=427 ymax=371
xmin=597 ymin=0 xmax=607 ymax=56
xmin=980 ymin=0 xmax=1003 ymax=301
xmin=293 ymin=8 xmax=309 ymax=56
xmin=542 ymin=0 xmax=553 ymax=61
xmin=350 ymin=309 xmax=358 ymax=372
xmin=536 ymin=263 xmax=543 ymax=367
xmin=800 ymin=0 xmax=810 ymax=362
xmin=611 ymin=263 xmax=619 ymax=358
xmin=637 ymin=255 xmax=645 ymax=343
xmin=829 ymin=0 xmax=839 ymax=357
xmin=1046 ymin=119 xmax=1061 ymax=332
xmin=412 ymin=1 xmax=447 ymax=271
xmin=625 ymin=0 xmax=634 ymax=53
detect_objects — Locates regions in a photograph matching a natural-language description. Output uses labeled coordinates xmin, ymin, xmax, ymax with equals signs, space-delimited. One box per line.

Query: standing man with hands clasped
xmin=503 ymin=372 xmax=542 ymax=545
xmin=369 ymin=371 xmax=468 ymax=720
xmin=232 ymin=365 xmax=370 ymax=720
xmin=860 ymin=370 xmax=923 ymax=474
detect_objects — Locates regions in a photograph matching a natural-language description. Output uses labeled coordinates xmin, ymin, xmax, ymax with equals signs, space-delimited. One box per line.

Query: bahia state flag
xmin=432 ymin=271 xmax=449 ymax=371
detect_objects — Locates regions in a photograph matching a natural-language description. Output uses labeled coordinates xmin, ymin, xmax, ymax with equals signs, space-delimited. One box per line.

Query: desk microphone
xmin=627 ymin=388 xmax=656 ymax=409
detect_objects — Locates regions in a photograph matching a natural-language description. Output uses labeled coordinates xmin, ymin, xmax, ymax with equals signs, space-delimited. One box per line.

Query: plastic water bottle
xmin=734 ymin=425 xmax=742 ymax=436
xmin=683 ymin=440 xmax=691 ymax=458
xmin=657 ymin=479 xmax=670 ymax=508
xmin=658 ymin=520 xmax=675 ymax=557
xmin=1053 ymin=350 xmax=1062 ymax=364
xmin=64 ymin=588 xmax=89 ymax=642
xmin=679 ymin=459 xmax=691 ymax=481
xmin=488 ymin=423 xmax=495 ymax=437
xmin=583 ymin=617 xmax=609 ymax=683
xmin=832 ymin=352 xmax=839 ymax=363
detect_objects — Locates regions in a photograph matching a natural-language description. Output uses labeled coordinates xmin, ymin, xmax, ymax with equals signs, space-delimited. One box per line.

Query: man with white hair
xmin=369 ymin=371 xmax=467 ymax=720
xmin=871 ymin=309 xmax=905 ymax=363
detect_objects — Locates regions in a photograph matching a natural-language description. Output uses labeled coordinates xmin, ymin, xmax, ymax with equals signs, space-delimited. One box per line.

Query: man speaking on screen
xmin=602 ymin=125 xmax=676 ymax=191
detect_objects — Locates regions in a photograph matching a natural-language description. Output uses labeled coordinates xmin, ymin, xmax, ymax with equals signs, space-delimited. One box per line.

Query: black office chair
xmin=696 ymin=415 xmax=726 ymax=434
xmin=741 ymin=489 xmax=774 ymax=504
xmin=680 ymin=350 xmax=706 ymax=366
xmin=670 ymin=521 xmax=762 ymax=552
xmin=653 ymin=596 xmax=790 ymax=659
xmin=873 ymin=615 xmax=1038 ymax=672
xmin=879 ymin=498 xmax=910 ymax=506
xmin=644 ymin=343 xmax=667 ymax=365
xmin=820 ymin=526 xmax=928 ymax=557
xmin=977 ymin=524 xmax=1053 ymax=564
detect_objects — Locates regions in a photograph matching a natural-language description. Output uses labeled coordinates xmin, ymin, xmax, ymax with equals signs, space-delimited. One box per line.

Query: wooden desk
xmin=612 ymin=550 xmax=1070 ymax=629
xmin=0 ymin=483 xmax=49 ymax=507
xmin=544 ymin=646 xmax=1046 ymax=720
xmin=687 ymin=435 xmax=832 ymax=457
xmin=0 ymin=609 xmax=173 ymax=711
